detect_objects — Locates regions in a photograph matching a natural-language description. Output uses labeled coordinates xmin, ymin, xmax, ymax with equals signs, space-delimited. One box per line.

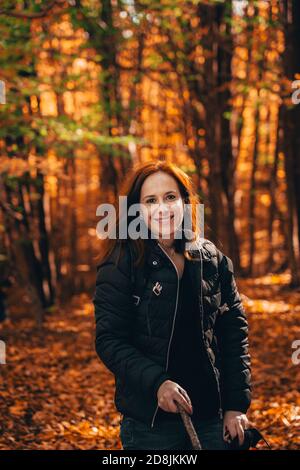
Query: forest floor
xmin=0 ymin=273 xmax=299 ymax=450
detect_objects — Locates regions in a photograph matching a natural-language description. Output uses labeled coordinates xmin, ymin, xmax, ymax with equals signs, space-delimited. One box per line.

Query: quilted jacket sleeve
xmin=215 ymin=250 xmax=252 ymax=414
xmin=93 ymin=244 xmax=171 ymax=400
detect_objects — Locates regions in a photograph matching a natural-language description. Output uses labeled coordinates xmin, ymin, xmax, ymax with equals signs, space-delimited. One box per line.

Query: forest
xmin=0 ymin=0 xmax=299 ymax=450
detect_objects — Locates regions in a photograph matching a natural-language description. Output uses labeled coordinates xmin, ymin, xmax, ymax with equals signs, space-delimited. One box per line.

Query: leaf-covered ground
xmin=0 ymin=274 xmax=299 ymax=450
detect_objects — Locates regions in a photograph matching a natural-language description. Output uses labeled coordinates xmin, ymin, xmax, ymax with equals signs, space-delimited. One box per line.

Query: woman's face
xmin=139 ymin=171 xmax=184 ymax=239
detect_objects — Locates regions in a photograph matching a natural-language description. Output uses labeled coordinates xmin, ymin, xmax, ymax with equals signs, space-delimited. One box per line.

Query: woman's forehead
xmin=141 ymin=172 xmax=180 ymax=197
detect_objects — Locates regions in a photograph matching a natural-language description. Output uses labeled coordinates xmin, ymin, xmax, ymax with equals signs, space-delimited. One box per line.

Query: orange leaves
xmin=0 ymin=295 xmax=123 ymax=450
xmin=239 ymin=274 xmax=300 ymax=449
xmin=0 ymin=155 xmax=64 ymax=179
xmin=9 ymin=404 xmax=28 ymax=417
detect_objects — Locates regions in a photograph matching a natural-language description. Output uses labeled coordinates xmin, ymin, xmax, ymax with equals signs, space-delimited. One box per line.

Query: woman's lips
xmin=154 ymin=214 xmax=174 ymax=222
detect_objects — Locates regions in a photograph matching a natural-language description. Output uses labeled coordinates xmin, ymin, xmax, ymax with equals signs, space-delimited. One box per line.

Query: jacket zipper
xmin=199 ymin=251 xmax=223 ymax=420
xmin=150 ymin=242 xmax=180 ymax=429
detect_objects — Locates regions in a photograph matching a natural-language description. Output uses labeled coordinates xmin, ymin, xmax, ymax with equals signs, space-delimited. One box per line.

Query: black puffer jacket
xmin=93 ymin=238 xmax=251 ymax=429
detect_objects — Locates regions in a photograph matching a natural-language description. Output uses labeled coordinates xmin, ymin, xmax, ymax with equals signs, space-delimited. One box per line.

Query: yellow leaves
xmin=187 ymin=138 xmax=195 ymax=149
xmin=277 ymin=168 xmax=285 ymax=179
xmin=0 ymin=157 xmax=31 ymax=178
xmin=244 ymin=297 xmax=290 ymax=315
xmin=0 ymin=154 xmax=64 ymax=179
xmin=259 ymin=192 xmax=271 ymax=207
xmin=40 ymin=91 xmax=58 ymax=117
xmin=56 ymin=420 xmax=118 ymax=440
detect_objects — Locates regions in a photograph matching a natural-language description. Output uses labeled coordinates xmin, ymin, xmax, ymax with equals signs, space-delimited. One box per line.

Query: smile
xmin=154 ymin=215 xmax=174 ymax=222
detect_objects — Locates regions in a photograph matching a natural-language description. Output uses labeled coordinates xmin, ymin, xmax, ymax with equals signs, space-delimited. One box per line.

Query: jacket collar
xmin=145 ymin=236 xmax=213 ymax=298
xmin=146 ymin=236 xmax=213 ymax=261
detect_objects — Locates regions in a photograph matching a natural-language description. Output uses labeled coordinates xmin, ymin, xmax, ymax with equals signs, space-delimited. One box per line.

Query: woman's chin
xmin=150 ymin=228 xmax=175 ymax=239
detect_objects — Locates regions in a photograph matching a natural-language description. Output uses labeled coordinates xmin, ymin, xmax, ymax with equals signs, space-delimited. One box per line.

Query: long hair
xmin=95 ymin=160 xmax=202 ymax=269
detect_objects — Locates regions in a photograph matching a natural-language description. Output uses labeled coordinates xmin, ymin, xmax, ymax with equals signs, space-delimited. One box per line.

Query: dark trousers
xmin=120 ymin=415 xmax=231 ymax=450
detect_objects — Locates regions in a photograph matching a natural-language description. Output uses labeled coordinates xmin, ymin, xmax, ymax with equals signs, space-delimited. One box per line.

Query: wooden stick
xmin=175 ymin=400 xmax=202 ymax=450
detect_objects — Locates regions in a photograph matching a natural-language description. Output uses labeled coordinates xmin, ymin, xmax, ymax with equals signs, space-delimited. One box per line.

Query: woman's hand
xmin=223 ymin=410 xmax=250 ymax=446
xmin=157 ymin=380 xmax=193 ymax=415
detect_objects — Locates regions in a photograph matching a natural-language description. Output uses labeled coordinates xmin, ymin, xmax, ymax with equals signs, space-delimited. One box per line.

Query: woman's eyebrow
xmin=142 ymin=190 xmax=177 ymax=200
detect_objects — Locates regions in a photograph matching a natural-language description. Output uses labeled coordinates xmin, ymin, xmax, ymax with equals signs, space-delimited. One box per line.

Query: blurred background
xmin=0 ymin=0 xmax=299 ymax=450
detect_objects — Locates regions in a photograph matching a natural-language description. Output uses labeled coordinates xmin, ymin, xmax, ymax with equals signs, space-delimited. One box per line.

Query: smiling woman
xmin=95 ymin=160 xmax=202 ymax=268
xmin=139 ymin=171 xmax=187 ymax=280
xmin=93 ymin=160 xmax=252 ymax=450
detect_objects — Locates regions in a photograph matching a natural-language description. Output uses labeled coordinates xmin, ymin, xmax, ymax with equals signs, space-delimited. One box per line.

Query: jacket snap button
xmin=153 ymin=260 xmax=158 ymax=265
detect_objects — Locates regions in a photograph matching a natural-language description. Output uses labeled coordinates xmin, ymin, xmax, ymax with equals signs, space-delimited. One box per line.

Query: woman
xmin=93 ymin=160 xmax=252 ymax=450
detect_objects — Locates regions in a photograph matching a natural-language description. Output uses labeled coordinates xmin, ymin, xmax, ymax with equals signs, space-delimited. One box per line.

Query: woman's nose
xmin=154 ymin=203 xmax=172 ymax=217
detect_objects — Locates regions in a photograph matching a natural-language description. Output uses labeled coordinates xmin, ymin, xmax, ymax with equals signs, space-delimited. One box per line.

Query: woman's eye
xmin=145 ymin=194 xmax=176 ymax=204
